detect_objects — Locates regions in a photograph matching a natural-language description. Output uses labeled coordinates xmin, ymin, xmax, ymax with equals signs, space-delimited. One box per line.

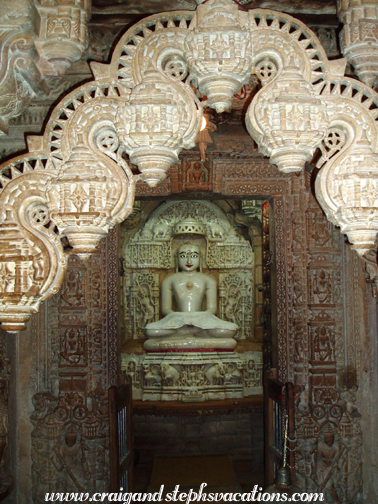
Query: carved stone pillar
xmin=14 ymin=230 xmax=119 ymax=503
xmin=338 ymin=0 xmax=378 ymax=87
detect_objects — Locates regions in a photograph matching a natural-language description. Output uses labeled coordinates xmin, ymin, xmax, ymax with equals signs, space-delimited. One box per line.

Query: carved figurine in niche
xmin=187 ymin=162 xmax=209 ymax=184
xmin=144 ymin=244 xmax=238 ymax=351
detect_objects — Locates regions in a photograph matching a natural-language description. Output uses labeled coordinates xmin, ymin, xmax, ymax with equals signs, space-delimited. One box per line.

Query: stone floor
xmin=134 ymin=452 xmax=265 ymax=494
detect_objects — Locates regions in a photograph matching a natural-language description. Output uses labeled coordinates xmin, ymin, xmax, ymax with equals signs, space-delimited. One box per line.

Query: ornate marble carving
xmin=1 ymin=2 xmax=378 ymax=332
xmin=0 ymin=31 xmax=48 ymax=136
xmin=244 ymin=8 xmax=378 ymax=257
xmin=247 ymin=58 xmax=328 ymax=173
xmin=314 ymin=82 xmax=378 ymax=257
xmin=219 ymin=270 xmax=254 ymax=340
xmin=122 ymin=200 xmax=254 ymax=344
xmin=116 ymin=65 xmax=201 ymax=186
xmin=121 ymin=351 xmax=263 ymax=401
xmin=34 ymin=0 xmax=91 ymax=76
xmin=0 ymin=79 xmax=138 ymax=330
xmin=338 ymin=0 xmax=378 ymax=87
xmin=185 ymin=0 xmax=252 ymax=113
xmin=124 ymin=200 xmax=253 ymax=271
xmin=0 ymin=0 xmax=91 ymax=136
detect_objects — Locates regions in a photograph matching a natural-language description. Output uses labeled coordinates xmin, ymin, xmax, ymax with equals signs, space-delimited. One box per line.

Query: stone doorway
xmin=119 ymin=196 xmax=273 ymax=492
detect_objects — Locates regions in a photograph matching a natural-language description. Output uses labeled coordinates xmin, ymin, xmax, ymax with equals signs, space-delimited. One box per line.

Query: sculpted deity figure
xmin=144 ymin=244 xmax=238 ymax=351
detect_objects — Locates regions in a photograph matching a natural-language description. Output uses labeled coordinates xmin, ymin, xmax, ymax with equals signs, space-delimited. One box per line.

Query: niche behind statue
xmin=120 ymin=200 xmax=263 ymax=402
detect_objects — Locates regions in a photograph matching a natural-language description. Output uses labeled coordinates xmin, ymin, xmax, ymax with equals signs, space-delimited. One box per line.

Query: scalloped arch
xmin=1 ymin=0 xmax=378 ymax=331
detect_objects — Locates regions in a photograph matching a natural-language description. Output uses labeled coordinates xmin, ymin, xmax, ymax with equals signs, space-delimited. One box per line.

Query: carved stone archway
xmin=1 ymin=0 xmax=378 ymax=331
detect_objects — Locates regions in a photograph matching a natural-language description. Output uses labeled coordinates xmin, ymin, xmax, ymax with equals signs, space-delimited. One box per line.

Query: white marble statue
xmin=144 ymin=244 xmax=238 ymax=351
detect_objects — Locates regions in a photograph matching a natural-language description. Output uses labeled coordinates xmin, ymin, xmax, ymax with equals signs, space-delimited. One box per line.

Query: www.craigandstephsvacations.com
xmin=44 ymin=484 xmax=325 ymax=502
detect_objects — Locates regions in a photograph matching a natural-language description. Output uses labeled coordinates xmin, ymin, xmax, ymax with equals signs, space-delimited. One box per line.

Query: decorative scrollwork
xmin=94 ymin=126 xmax=120 ymax=159
xmin=316 ymin=127 xmax=347 ymax=168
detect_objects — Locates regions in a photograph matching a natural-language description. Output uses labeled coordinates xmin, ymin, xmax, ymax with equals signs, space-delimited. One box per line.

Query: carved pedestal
xmin=121 ymin=351 xmax=263 ymax=402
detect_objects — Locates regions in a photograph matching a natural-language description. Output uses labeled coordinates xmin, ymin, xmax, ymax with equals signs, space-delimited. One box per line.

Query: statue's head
xmin=177 ymin=244 xmax=200 ymax=272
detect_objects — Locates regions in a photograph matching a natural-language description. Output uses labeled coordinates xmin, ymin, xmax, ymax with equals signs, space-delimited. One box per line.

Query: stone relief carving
xmin=18 ymin=136 xmax=364 ymax=500
xmin=0 ymin=1 xmax=91 ymax=135
xmin=34 ymin=0 xmax=90 ymax=76
xmin=185 ymin=0 xmax=252 ymax=113
xmin=183 ymin=158 xmax=213 ymax=191
xmin=30 ymin=232 xmax=118 ymax=502
xmin=338 ymin=0 xmax=378 ymax=87
xmin=122 ymin=200 xmax=254 ymax=343
xmin=0 ymin=2 xmax=372 ymax=499
xmin=125 ymin=200 xmax=253 ymax=271
xmin=0 ymin=79 xmax=138 ymax=330
xmin=219 ymin=270 xmax=254 ymax=339
xmin=124 ymin=270 xmax=159 ymax=339
xmin=122 ymin=351 xmax=263 ymax=402
xmin=31 ymin=387 xmax=108 ymax=499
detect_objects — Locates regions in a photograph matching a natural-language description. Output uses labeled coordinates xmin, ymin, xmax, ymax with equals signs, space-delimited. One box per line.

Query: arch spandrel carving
xmin=1 ymin=0 xmax=378 ymax=332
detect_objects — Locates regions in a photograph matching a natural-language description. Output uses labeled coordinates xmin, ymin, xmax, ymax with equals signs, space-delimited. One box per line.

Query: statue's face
xmin=178 ymin=245 xmax=200 ymax=272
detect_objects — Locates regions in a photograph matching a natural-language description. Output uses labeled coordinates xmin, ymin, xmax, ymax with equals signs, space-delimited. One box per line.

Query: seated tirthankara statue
xmin=144 ymin=244 xmax=238 ymax=351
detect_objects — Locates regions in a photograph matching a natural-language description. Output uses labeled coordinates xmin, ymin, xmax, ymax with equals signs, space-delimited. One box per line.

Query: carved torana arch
xmin=1 ymin=0 xmax=378 ymax=332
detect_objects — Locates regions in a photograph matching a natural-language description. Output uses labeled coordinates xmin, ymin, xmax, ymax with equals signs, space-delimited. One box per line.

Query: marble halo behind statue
xmin=144 ymin=242 xmax=238 ymax=351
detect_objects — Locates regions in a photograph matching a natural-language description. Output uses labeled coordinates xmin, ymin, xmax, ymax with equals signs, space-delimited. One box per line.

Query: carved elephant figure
xmin=224 ymin=364 xmax=242 ymax=384
xmin=205 ymin=363 xmax=225 ymax=385
xmin=161 ymin=363 xmax=180 ymax=386
xmin=153 ymin=219 xmax=170 ymax=239
xmin=144 ymin=365 xmax=161 ymax=387
xmin=208 ymin=220 xmax=224 ymax=240
xmin=140 ymin=225 xmax=153 ymax=240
